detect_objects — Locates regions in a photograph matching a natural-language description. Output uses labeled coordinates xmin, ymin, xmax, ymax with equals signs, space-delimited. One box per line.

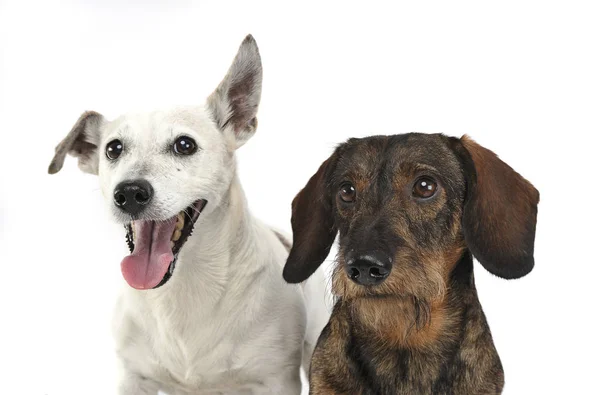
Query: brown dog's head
xmin=283 ymin=134 xmax=539 ymax=302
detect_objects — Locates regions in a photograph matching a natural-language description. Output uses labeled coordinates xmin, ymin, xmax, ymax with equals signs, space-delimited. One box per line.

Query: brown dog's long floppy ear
xmin=48 ymin=111 xmax=105 ymax=175
xmin=283 ymin=151 xmax=340 ymax=284
xmin=453 ymin=136 xmax=540 ymax=279
xmin=207 ymin=34 xmax=262 ymax=149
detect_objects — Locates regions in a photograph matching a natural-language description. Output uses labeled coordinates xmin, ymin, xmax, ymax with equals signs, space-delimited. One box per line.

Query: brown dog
xmin=283 ymin=133 xmax=539 ymax=394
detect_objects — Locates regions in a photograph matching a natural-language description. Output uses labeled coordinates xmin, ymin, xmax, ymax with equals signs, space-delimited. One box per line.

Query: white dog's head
xmin=49 ymin=35 xmax=262 ymax=290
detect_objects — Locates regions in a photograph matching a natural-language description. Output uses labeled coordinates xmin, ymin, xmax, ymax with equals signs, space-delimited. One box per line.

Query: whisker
xmin=183 ymin=210 xmax=194 ymax=221
xmin=189 ymin=205 xmax=203 ymax=215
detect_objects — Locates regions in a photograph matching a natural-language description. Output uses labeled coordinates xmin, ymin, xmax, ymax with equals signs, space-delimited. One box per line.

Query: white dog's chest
xmin=115 ymin=269 xmax=306 ymax=394
xmin=148 ymin=333 xmax=246 ymax=391
xmin=153 ymin=322 xmax=252 ymax=383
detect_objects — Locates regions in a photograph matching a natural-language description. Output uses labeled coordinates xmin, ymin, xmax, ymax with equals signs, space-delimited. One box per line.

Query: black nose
xmin=345 ymin=253 xmax=392 ymax=286
xmin=113 ymin=180 xmax=154 ymax=215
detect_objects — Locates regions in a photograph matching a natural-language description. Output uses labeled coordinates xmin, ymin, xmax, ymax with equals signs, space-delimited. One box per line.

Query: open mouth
xmin=120 ymin=199 xmax=207 ymax=290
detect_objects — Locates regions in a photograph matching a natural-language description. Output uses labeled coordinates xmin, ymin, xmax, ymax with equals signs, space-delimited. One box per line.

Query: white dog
xmin=49 ymin=35 xmax=329 ymax=395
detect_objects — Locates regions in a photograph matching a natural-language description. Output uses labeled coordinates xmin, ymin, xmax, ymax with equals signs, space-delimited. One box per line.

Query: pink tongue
xmin=121 ymin=218 xmax=177 ymax=290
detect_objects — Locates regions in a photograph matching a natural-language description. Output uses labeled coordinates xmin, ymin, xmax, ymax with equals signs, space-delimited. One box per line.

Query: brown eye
xmin=339 ymin=182 xmax=356 ymax=203
xmin=413 ymin=177 xmax=437 ymax=199
xmin=106 ymin=139 xmax=123 ymax=160
xmin=173 ymin=136 xmax=197 ymax=155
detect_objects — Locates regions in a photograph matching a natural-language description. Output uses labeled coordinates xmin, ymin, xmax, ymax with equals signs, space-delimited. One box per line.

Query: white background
xmin=1 ymin=1 xmax=599 ymax=394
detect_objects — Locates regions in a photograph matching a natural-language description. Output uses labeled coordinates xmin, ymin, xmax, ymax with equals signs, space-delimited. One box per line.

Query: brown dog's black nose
xmin=345 ymin=253 xmax=392 ymax=286
xmin=113 ymin=180 xmax=154 ymax=215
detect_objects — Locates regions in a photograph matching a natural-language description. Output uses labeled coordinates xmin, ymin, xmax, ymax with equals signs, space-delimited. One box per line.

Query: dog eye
xmin=173 ymin=136 xmax=197 ymax=155
xmin=412 ymin=177 xmax=437 ymax=199
xmin=106 ymin=139 xmax=123 ymax=160
xmin=339 ymin=182 xmax=356 ymax=203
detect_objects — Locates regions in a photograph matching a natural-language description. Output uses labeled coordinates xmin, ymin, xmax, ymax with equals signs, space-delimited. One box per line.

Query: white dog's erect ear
xmin=207 ymin=35 xmax=263 ymax=148
xmin=48 ymin=111 xmax=105 ymax=175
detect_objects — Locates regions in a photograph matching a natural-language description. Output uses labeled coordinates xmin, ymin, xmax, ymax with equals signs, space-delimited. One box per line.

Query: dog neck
xmin=323 ymin=253 xmax=503 ymax=393
xmin=345 ymin=252 xmax=479 ymax=351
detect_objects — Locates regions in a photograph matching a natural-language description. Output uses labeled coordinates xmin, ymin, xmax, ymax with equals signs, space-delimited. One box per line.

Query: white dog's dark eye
xmin=106 ymin=139 xmax=123 ymax=160
xmin=412 ymin=177 xmax=437 ymax=199
xmin=173 ymin=136 xmax=197 ymax=155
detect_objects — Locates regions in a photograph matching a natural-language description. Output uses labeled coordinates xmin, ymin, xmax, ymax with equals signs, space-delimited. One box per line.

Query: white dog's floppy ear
xmin=48 ymin=111 xmax=105 ymax=175
xmin=207 ymin=34 xmax=262 ymax=149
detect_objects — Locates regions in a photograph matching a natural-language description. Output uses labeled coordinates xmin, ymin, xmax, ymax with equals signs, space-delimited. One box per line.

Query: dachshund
xmin=283 ymin=133 xmax=539 ymax=394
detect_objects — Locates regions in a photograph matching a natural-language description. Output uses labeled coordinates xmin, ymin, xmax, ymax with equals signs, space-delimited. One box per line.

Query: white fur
xmin=50 ymin=36 xmax=329 ymax=394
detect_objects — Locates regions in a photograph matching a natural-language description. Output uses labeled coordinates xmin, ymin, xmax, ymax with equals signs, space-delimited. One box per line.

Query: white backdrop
xmin=1 ymin=1 xmax=599 ymax=394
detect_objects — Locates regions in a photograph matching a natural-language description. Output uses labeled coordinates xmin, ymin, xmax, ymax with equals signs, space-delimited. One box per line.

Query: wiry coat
xmin=283 ymin=133 xmax=539 ymax=394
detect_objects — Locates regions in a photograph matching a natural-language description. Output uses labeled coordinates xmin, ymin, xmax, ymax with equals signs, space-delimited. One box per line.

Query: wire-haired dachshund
xmin=283 ymin=133 xmax=539 ymax=394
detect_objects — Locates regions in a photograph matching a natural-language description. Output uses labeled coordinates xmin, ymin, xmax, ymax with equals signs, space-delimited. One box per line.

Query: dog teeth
xmin=176 ymin=213 xmax=185 ymax=231
xmin=168 ymin=213 xmax=185 ymax=246
xmin=172 ymin=229 xmax=182 ymax=242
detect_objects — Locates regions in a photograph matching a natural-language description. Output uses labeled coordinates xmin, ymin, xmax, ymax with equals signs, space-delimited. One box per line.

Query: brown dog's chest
xmin=311 ymin=317 xmax=451 ymax=395
xmin=310 ymin=296 xmax=504 ymax=395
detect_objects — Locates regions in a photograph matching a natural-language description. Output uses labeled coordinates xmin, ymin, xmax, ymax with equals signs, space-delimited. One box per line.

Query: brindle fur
xmin=283 ymin=133 xmax=539 ymax=395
